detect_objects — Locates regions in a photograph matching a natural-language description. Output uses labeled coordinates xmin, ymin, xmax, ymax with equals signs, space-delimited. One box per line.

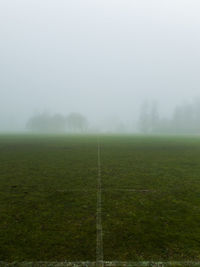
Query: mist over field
xmin=1 ymin=0 xmax=200 ymax=133
xmin=2 ymin=1 xmax=200 ymax=262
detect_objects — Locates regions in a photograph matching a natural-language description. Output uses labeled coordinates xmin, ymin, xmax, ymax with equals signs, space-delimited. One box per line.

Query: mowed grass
xmin=1 ymin=134 xmax=200 ymax=263
xmin=100 ymin=135 xmax=200 ymax=261
xmin=0 ymin=135 xmax=97 ymax=261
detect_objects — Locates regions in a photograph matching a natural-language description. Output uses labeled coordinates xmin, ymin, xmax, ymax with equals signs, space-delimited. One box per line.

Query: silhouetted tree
xmin=138 ymin=101 xmax=151 ymax=134
xmin=27 ymin=113 xmax=66 ymax=133
xmin=66 ymin=113 xmax=88 ymax=133
xmin=138 ymin=101 xmax=160 ymax=134
xmin=150 ymin=101 xmax=160 ymax=133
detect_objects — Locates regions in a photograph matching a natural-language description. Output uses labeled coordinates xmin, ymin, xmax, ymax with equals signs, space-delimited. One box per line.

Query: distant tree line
xmin=27 ymin=100 xmax=200 ymax=134
xmin=138 ymin=99 xmax=200 ymax=134
xmin=27 ymin=112 xmax=88 ymax=133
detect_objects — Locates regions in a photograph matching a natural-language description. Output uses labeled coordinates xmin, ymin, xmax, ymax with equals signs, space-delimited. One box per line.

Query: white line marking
xmin=1 ymin=262 xmax=200 ymax=266
xmin=0 ymin=262 xmax=96 ymax=266
xmin=96 ymin=138 xmax=104 ymax=267
xmin=103 ymin=261 xmax=200 ymax=266
xmin=102 ymin=189 xmax=156 ymax=192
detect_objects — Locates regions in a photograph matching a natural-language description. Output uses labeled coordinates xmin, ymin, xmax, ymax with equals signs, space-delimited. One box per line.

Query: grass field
xmin=0 ymin=135 xmax=97 ymax=261
xmin=1 ymin=134 xmax=200 ymax=264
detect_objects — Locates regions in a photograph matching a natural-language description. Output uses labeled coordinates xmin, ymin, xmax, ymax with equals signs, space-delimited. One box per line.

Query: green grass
xmin=1 ymin=134 xmax=200 ymax=262
xmin=101 ymin=135 xmax=200 ymax=261
xmin=0 ymin=135 xmax=97 ymax=261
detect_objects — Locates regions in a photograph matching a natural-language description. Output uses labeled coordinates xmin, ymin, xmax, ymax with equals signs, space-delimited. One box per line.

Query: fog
xmin=1 ymin=0 xmax=200 ymax=133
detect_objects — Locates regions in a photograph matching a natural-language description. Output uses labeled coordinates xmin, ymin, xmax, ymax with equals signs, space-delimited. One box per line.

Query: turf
xmin=1 ymin=134 xmax=200 ymax=262
xmin=0 ymin=135 xmax=97 ymax=261
xmin=101 ymin=135 xmax=200 ymax=261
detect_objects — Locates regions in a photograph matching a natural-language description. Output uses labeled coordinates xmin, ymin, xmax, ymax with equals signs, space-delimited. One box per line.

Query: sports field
xmin=1 ymin=135 xmax=200 ymax=266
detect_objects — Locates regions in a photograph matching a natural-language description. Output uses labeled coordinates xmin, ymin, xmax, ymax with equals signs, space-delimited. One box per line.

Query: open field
xmin=1 ymin=134 xmax=200 ymax=264
xmin=0 ymin=135 xmax=97 ymax=261
xmin=101 ymin=136 xmax=200 ymax=261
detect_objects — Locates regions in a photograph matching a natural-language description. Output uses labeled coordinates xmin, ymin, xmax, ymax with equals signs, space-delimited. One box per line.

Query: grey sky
xmin=0 ymin=0 xmax=200 ymax=130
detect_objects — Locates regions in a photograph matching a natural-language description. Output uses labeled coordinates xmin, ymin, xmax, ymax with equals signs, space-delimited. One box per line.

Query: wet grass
xmin=1 ymin=134 xmax=200 ymax=262
xmin=101 ymin=135 xmax=200 ymax=261
xmin=0 ymin=135 xmax=97 ymax=261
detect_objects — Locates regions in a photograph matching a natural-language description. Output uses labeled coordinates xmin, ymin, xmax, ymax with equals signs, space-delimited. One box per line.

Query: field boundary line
xmin=96 ymin=138 xmax=104 ymax=267
xmin=104 ymin=261 xmax=200 ymax=266
xmin=1 ymin=261 xmax=200 ymax=267
xmin=0 ymin=262 xmax=96 ymax=267
xmin=102 ymin=189 xmax=156 ymax=192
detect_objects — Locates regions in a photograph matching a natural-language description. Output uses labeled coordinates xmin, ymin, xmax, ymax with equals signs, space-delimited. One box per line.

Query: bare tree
xmin=66 ymin=113 xmax=88 ymax=133
xmin=138 ymin=101 xmax=150 ymax=134
xmin=150 ymin=101 xmax=160 ymax=133
xmin=27 ymin=113 xmax=66 ymax=133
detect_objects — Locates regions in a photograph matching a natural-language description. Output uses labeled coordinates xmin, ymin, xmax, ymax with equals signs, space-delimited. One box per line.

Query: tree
xmin=138 ymin=101 xmax=160 ymax=134
xmin=66 ymin=113 xmax=88 ymax=133
xmin=138 ymin=101 xmax=151 ymax=134
xmin=150 ymin=101 xmax=160 ymax=133
xmin=26 ymin=113 xmax=67 ymax=133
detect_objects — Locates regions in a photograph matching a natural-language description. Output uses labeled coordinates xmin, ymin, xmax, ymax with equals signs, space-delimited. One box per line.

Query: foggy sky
xmin=1 ymin=0 xmax=200 ymax=130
